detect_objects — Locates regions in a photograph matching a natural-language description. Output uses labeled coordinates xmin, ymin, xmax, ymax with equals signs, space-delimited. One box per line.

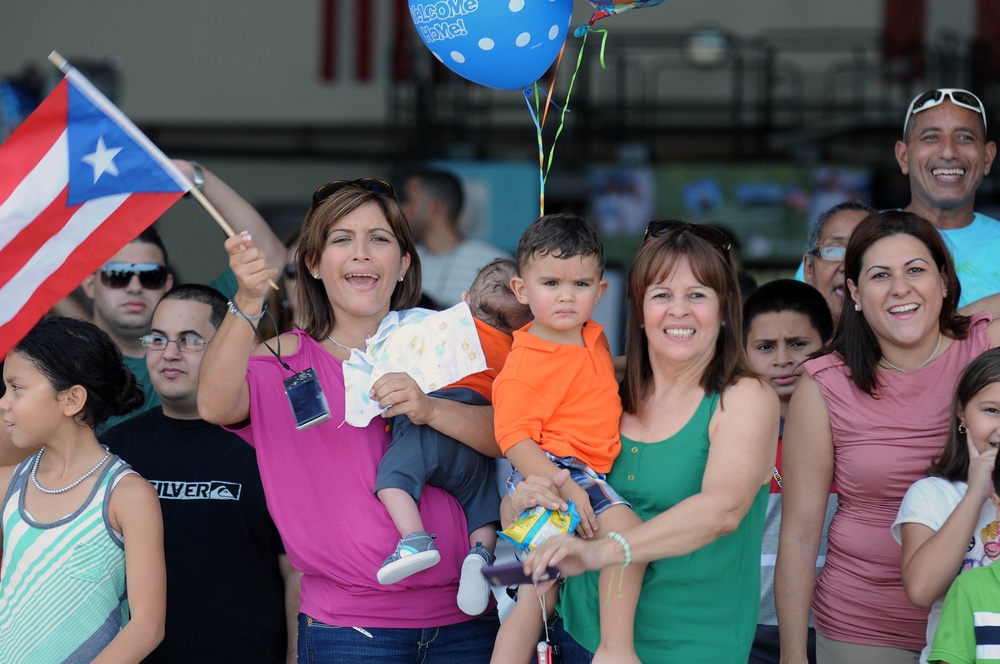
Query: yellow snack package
xmin=497 ymin=501 xmax=581 ymax=552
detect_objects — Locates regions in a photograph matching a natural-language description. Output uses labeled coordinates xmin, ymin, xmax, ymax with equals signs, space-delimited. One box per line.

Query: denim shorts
xmin=298 ymin=611 xmax=500 ymax=663
xmin=506 ymin=452 xmax=629 ymax=516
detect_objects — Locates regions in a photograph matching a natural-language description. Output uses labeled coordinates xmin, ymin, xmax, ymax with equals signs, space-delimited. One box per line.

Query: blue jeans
xmin=297 ymin=611 xmax=500 ymax=663
xmin=545 ymin=614 xmax=595 ymax=663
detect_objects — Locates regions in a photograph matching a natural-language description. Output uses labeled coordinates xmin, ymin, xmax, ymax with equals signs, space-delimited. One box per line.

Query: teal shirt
xmin=558 ymin=392 xmax=768 ymax=662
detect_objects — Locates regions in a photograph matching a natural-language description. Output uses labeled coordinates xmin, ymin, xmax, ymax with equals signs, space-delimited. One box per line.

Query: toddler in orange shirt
xmin=491 ymin=214 xmax=645 ymax=664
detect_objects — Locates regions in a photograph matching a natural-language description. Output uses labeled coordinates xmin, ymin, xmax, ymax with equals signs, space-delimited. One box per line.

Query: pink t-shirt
xmin=804 ymin=313 xmax=992 ymax=650
xmin=229 ymin=331 xmax=474 ymax=628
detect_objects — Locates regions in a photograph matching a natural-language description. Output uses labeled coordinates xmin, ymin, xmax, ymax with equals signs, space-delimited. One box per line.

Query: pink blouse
xmin=804 ymin=313 xmax=992 ymax=650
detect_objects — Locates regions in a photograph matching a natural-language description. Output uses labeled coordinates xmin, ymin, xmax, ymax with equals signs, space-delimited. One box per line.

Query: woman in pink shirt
xmin=198 ymin=179 xmax=500 ymax=663
xmin=775 ymin=211 xmax=1000 ymax=663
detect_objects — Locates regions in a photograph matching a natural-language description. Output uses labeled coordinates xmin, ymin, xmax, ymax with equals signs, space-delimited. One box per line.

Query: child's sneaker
xmin=457 ymin=542 xmax=496 ymax=615
xmin=377 ymin=531 xmax=441 ymax=585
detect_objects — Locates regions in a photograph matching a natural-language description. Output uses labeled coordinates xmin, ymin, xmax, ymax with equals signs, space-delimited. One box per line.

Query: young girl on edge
xmin=0 ymin=317 xmax=166 ymax=663
xmin=893 ymin=347 xmax=1000 ymax=663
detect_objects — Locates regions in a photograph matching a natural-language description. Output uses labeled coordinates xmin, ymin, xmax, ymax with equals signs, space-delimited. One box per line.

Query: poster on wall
xmin=591 ymin=163 xmax=871 ymax=267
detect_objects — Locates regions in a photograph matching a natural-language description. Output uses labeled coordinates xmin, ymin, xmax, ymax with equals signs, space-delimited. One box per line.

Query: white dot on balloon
xmin=516 ymin=32 xmax=531 ymax=47
xmin=433 ymin=52 xmax=443 ymax=63
xmin=509 ymin=0 xmax=525 ymax=11
xmin=479 ymin=38 xmax=495 ymax=51
xmin=450 ymin=51 xmax=466 ymax=63
xmin=549 ymin=25 xmax=559 ymax=40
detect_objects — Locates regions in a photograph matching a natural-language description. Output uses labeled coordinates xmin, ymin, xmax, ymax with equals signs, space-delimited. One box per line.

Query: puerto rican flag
xmin=0 ymin=61 xmax=190 ymax=358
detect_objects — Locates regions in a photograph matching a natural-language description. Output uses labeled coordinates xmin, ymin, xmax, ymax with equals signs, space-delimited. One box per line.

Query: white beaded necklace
xmin=879 ymin=331 xmax=943 ymax=373
xmin=31 ymin=446 xmax=111 ymax=495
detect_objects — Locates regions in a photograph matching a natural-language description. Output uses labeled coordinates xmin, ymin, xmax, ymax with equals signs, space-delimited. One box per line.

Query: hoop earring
xmin=958 ymin=423 xmax=968 ymax=435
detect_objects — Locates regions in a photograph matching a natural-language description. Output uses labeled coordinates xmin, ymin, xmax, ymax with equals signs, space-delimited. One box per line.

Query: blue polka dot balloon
xmin=408 ymin=0 xmax=574 ymax=90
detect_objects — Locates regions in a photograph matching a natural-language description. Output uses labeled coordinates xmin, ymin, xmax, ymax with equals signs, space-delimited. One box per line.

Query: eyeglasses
xmin=311 ymin=178 xmax=396 ymax=210
xmin=904 ymin=88 xmax=987 ymax=134
xmin=643 ymin=219 xmax=733 ymax=254
xmin=283 ymin=264 xmax=297 ymax=281
xmin=99 ymin=262 xmax=169 ymax=289
xmin=139 ymin=334 xmax=208 ymax=353
xmin=809 ymin=246 xmax=847 ymax=262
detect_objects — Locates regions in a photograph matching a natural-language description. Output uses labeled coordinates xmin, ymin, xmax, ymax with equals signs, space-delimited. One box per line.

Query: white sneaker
xmin=457 ymin=542 xmax=495 ymax=615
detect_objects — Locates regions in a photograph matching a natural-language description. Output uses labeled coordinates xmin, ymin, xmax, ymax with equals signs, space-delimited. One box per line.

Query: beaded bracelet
xmin=606 ymin=531 xmax=632 ymax=567
xmin=227 ymin=299 xmax=266 ymax=323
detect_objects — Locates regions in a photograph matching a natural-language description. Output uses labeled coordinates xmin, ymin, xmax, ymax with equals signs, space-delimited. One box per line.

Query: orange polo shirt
xmin=449 ymin=318 xmax=513 ymax=403
xmin=492 ymin=320 xmax=622 ymax=473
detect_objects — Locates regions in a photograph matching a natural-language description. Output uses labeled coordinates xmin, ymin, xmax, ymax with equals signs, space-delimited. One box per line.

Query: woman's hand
xmin=966 ymin=434 xmax=999 ymax=503
xmin=510 ymin=470 xmax=570 ymax=516
xmin=524 ymin=533 xmax=618 ymax=588
xmin=371 ymin=372 xmax=435 ymax=425
xmin=226 ymin=232 xmax=276 ymax=303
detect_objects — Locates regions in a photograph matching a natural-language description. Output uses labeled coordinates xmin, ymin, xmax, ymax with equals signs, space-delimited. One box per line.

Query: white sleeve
xmin=891 ymin=477 xmax=962 ymax=544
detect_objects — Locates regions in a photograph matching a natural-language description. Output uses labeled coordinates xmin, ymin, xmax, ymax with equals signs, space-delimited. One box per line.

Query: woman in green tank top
xmin=512 ymin=222 xmax=778 ymax=662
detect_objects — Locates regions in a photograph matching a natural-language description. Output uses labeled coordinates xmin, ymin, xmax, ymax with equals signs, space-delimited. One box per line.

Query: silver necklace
xmin=31 ymin=446 xmax=110 ymax=495
xmin=327 ymin=335 xmax=358 ymax=352
xmin=879 ymin=331 xmax=942 ymax=372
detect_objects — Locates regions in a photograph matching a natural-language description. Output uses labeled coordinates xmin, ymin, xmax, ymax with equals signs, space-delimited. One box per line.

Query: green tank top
xmin=558 ymin=392 xmax=767 ymax=663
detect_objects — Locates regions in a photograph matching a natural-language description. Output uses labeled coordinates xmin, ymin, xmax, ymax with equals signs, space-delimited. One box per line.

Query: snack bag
xmin=498 ymin=501 xmax=581 ymax=552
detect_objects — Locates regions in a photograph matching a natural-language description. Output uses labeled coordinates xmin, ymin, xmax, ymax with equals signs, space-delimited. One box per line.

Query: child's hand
xmin=560 ymin=480 xmax=597 ymax=539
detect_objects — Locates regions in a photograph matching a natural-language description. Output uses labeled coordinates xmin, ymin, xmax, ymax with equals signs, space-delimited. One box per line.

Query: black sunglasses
xmin=99 ymin=262 xmax=169 ymax=289
xmin=643 ymin=219 xmax=733 ymax=254
xmin=311 ymin=178 xmax=396 ymax=210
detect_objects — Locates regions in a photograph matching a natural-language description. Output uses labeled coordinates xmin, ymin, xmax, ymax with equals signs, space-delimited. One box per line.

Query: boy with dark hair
xmin=492 ymin=213 xmax=644 ymax=664
xmin=743 ymin=279 xmax=836 ymax=664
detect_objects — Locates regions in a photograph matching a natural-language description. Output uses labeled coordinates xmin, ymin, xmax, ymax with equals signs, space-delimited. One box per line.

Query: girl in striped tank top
xmin=0 ymin=317 xmax=165 ymax=663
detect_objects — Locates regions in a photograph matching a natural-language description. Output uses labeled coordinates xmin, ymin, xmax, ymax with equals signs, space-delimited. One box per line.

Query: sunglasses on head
xmin=904 ymin=88 xmax=987 ymax=134
xmin=643 ymin=219 xmax=733 ymax=254
xmin=99 ymin=262 xmax=169 ymax=289
xmin=311 ymin=178 xmax=396 ymax=211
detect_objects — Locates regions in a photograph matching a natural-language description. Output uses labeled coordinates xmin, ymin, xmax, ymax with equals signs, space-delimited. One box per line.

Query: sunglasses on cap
xmin=903 ymin=88 xmax=987 ymax=134
xmin=99 ymin=262 xmax=169 ymax=289
xmin=311 ymin=178 xmax=396 ymax=210
xmin=643 ymin=219 xmax=733 ymax=254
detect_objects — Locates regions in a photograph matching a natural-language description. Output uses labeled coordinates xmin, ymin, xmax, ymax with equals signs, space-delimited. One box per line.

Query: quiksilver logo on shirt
xmin=151 ymin=480 xmax=242 ymax=501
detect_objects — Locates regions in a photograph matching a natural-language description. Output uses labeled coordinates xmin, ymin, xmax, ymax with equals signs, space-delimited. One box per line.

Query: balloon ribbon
xmin=523 ymin=27 xmax=609 ymax=216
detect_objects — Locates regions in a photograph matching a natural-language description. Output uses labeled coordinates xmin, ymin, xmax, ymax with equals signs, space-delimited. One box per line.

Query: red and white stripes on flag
xmin=0 ymin=63 xmax=189 ymax=359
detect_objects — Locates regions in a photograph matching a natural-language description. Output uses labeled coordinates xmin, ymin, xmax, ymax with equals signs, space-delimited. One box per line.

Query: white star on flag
xmin=81 ymin=136 xmax=122 ymax=183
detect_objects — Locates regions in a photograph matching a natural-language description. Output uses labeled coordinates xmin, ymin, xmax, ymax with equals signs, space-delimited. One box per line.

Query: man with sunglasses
xmin=896 ymin=88 xmax=1000 ymax=305
xmin=80 ymin=160 xmax=287 ymax=430
xmin=401 ymin=169 xmax=509 ymax=308
xmin=102 ymin=284 xmax=297 ymax=663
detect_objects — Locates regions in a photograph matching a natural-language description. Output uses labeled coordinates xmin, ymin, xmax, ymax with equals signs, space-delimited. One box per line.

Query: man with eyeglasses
xmin=802 ymin=202 xmax=876 ymax=325
xmin=102 ymin=284 xmax=298 ymax=664
xmin=896 ymin=88 xmax=1000 ymax=305
xmin=78 ymin=160 xmax=287 ymax=430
